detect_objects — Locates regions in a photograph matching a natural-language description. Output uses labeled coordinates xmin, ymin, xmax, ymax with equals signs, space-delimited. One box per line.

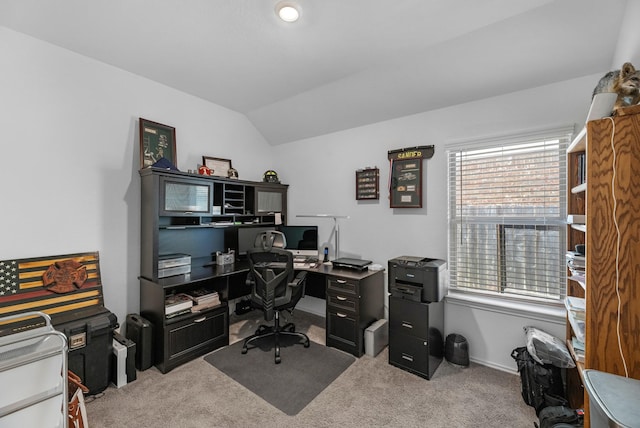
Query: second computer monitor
xmin=278 ymin=225 xmax=319 ymax=258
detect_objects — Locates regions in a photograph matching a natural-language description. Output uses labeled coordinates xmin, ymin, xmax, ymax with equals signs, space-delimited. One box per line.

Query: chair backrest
xmin=247 ymin=231 xmax=295 ymax=321
xmin=253 ymin=230 xmax=287 ymax=251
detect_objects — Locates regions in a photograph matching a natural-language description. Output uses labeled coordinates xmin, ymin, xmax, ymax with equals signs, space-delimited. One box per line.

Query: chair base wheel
xmin=240 ymin=314 xmax=310 ymax=363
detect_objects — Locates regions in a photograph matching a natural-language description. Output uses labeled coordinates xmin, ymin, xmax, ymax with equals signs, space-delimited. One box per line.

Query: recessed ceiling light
xmin=276 ymin=3 xmax=300 ymax=22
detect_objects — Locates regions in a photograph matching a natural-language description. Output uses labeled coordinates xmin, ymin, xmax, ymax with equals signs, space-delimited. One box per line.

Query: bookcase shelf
xmin=565 ymin=106 xmax=640 ymax=426
xmin=571 ymin=183 xmax=586 ymax=194
xmin=570 ymin=224 xmax=586 ymax=233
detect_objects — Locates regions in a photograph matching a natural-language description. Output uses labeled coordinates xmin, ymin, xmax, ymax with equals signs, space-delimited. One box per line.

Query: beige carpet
xmin=85 ymin=309 xmax=538 ymax=427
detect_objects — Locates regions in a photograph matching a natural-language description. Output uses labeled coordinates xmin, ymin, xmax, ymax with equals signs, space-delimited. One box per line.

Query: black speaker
xmin=125 ymin=314 xmax=154 ymax=371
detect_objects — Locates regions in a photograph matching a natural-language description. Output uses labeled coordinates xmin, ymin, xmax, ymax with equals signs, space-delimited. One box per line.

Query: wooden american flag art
xmin=0 ymin=252 xmax=104 ymax=324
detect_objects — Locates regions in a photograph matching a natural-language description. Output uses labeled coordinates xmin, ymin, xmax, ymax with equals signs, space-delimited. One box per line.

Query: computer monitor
xmin=235 ymin=226 xmax=276 ymax=257
xmin=277 ymin=225 xmax=319 ymax=258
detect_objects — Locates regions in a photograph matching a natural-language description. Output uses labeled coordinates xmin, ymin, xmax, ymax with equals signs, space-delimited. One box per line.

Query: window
xmin=447 ymin=128 xmax=572 ymax=302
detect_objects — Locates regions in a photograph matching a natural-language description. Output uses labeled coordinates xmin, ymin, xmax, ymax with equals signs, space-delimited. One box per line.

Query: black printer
xmin=388 ymin=256 xmax=447 ymax=302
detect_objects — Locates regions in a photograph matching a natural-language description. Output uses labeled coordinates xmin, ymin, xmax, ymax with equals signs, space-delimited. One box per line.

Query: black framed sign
xmin=356 ymin=167 xmax=379 ymax=200
xmin=388 ymin=145 xmax=434 ymax=208
xmin=139 ymin=118 xmax=177 ymax=169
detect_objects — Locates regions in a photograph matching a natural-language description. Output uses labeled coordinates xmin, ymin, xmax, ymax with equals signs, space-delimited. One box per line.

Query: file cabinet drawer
xmin=327 ymin=276 xmax=357 ymax=295
xmin=389 ymin=296 xmax=429 ymax=338
xmin=388 ymin=329 xmax=433 ymax=379
xmin=327 ymin=291 xmax=357 ymax=312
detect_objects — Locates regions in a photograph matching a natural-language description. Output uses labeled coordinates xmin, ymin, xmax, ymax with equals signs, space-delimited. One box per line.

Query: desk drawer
xmin=326 ymin=307 xmax=359 ymax=356
xmin=327 ymin=276 xmax=358 ymax=295
xmin=165 ymin=307 xmax=228 ymax=370
xmin=327 ymin=291 xmax=357 ymax=312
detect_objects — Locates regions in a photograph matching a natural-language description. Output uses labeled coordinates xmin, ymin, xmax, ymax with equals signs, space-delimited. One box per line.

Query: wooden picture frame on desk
xmin=139 ymin=118 xmax=177 ymax=170
xmin=202 ymin=156 xmax=232 ymax=178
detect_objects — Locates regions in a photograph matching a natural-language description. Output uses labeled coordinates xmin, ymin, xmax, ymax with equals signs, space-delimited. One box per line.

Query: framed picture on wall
xmin=388 ymin=145 xmax=434 ymax=208
xmin=390 ymin=159 xmax=422 ymax=208
xmin=139 ymin=118 xmax=177 ymax=169
xmin=202 ymin=156 xmax=232 ymax=178
xmin=356 ymin=167 xmax=379 ymax=200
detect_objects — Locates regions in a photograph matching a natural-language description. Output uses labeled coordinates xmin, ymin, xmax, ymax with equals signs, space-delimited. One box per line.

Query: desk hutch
xmin=139 ymin=168 xmax=384 ymax=373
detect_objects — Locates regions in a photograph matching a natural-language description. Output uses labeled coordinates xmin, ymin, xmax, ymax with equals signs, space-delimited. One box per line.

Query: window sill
xmin=445 ymin=290 xmax=566 ymax=324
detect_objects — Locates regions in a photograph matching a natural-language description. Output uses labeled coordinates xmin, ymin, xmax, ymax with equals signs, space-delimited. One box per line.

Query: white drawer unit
xmin=0 ymin=312 xmax=68 ymax=428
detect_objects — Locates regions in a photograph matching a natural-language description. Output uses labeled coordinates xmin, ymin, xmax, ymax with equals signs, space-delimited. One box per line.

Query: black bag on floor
xmin=535 ymin=405 xmax=583 ymax=428
xmin=511 ymin=346 xmax=566 ymax=414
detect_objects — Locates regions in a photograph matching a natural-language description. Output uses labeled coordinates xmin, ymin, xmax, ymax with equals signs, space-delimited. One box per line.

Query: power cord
xmin=605 ymin=116 xmax=629 ymax=377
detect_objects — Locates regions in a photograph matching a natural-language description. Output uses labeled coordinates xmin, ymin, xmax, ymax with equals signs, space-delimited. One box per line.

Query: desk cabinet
xmin=325 ymin=270 xmax=384 ymax=357
xmin=166 ymin=307 xmax=227 ymax=366
xmin=140 ymin=276 xmax=230 ymax=373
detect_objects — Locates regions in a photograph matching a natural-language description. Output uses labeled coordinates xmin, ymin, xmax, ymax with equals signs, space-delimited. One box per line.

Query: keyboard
xmin=294 ymin=262 xmax=317 ymax=269
xmin=294 ymin=257 xmax=318 ymax=263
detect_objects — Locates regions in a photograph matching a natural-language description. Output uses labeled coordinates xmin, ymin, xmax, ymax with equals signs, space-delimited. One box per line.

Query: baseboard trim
xmin=469 ymin=356 xmax=517 ymax=375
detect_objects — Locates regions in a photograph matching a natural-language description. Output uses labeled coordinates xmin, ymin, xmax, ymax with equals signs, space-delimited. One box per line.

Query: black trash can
xmin=445 ymin=333 xmax=469 ymax=367
xmin=125 ymin=314 xmax=154 ymax=370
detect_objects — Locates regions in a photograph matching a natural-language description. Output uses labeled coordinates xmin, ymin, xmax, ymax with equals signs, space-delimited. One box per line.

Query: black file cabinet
xmin=388 ymin=296 xmax=444 ymax=379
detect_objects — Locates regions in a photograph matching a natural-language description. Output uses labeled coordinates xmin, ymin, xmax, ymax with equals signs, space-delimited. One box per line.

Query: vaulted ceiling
xmin=0 ymin=0 xmax=629 ymax=144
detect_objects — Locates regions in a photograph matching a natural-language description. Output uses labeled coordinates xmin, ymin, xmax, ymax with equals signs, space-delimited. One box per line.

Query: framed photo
xmin=202 ymin=156 xmax=232 ymax=177
xmin=388 ymin=145 xmax=433 ymax=208
xmin=139 ymin=118 xmax=177 ymax=169
xmin=390 ymin=159 xmax=422 ymax=208
xmin=356 ymin=167 xmax=379 ymax=200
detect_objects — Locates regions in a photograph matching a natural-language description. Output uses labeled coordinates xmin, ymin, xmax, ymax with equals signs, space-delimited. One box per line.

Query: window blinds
xmin=447 ymin=129 xmax=572 ymax=301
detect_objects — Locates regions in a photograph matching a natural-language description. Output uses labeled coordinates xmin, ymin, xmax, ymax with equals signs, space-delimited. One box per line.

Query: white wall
xmin=0 ymin=27 xmax=276 ymax=323
xmin=3 ymin=0 xmax=639 ymax=372
xmin=612 ymin=0 xmax=640 ymax=68
xmin=272 ymin=75 xmax=598 ymax=371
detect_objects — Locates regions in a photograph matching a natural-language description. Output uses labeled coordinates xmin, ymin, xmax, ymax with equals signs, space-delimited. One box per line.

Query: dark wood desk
xmin=140 ymin=259 xmax=384 ymax=372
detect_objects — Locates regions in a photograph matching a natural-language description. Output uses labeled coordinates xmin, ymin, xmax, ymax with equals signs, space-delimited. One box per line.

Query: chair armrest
xmin=289 ymin=271 xmax=307 ymax=287
xmin=289 ymin=271 xmax=307 ymax=296
xmin=245 ymin=272 xmax=255 ymax=286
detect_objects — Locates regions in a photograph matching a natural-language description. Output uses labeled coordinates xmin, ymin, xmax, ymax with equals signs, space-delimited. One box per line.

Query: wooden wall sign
xmin=388 ymin=145 xmax=434 ymax=208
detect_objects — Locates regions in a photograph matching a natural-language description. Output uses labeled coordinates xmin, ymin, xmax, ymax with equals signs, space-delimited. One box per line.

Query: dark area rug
xmin=204 ymin=335 xmax=355 ymax=415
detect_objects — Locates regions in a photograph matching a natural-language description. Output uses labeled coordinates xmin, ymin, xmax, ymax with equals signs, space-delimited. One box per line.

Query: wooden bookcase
xmin=565 ymin=105 xmax=640 ymax=425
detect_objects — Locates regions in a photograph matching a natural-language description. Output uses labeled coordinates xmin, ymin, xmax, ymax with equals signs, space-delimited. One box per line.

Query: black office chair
xmin=241 ymin=231 xmax=310 ymax=363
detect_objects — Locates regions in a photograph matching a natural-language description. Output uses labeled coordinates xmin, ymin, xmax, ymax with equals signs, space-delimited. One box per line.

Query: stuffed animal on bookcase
xmin=592 ymin=62 xmax=640 ymax=114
